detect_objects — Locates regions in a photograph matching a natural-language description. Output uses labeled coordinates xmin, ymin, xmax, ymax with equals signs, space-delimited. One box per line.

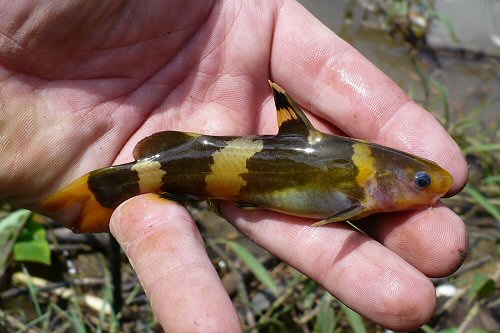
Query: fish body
xmin=40 ymin=82 xmax=453 ymax=233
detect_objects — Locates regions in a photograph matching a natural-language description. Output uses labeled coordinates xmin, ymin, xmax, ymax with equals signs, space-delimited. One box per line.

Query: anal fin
xmin=312 ymin=204 xmax=366 ymax=226
xmin=207 ymin=199 xmax=223 ymax=217
xmin=206 ymin=200 xmax=261 ymax=218
xmin=234 ymin=202 xmax=259 ymax=209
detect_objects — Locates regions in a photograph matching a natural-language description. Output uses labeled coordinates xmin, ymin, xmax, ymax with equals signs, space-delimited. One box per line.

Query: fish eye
xmin=415 ymin=172 xmax=432 ymax=188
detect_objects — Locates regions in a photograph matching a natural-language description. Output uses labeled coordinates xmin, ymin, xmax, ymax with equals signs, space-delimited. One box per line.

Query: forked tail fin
xmin=39 ymin=174 xmax=114 ymax=233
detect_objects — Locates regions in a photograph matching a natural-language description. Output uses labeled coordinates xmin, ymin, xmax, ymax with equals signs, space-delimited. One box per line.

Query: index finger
xmin=270 ymin=1 xmax=467 ymax=195
xmin=110 ymin=195 xmax=242 ymax=332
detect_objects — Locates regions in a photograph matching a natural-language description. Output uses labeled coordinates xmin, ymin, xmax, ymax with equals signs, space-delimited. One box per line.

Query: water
xmin=430 ymin=0 xmax=500 ymax=56
xmin=298 ymin=0 xmax=500 ymax=129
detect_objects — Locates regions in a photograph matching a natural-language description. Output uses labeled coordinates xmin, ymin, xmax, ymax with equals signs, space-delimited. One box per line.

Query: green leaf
xmin=217 ymin=239 xmax=279 ymax=296
xmin=314 ymin=293 xmax=338 ymax=333
xmin=465 ymin=329 xmax=490 ymax=333
xmin=14 ymin=218 xmax=51 ymax=265
xmin=0 ymin=209 xmax=30 ymax=228
xmin=438 ymin=328 xmax=458 ymax=333
xmin=465 ymin=184 xmax=500 ymax=222
xmin=14 ymin=241 xmax=51 ymax=265
xmin=386 ymin=0 xmax=408 ymax=22
xmin=339 ymin=302 xmax=367 ymax=333
xmin=0 ymin=209 xmax=30 ymax=242
xmin=436 ymin=14 xmax=458 ymax=41
xmin=483 ymin=175 xmax=500 ymax=184
xmin=463 ymin=143 xmax=500 ymax=154
xmin=420 ymin=324 xmax=438 ymax=333
xmin=0 ymin=209 xmax=31 ymax=273
xmin=22 ymin=265 xmax=43 ymax=316
xmin=429 ymin=77 xmax=450 ymax=129
xmin=469 ymin=273 xmax=495 ymax=301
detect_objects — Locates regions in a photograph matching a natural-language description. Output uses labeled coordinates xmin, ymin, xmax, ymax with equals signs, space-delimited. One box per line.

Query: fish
xmin=39 ymin=81 xmax=453 ymax=233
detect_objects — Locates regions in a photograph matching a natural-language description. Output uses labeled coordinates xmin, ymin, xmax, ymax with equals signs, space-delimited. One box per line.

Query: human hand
xmin=0 ymin=1 xmax=468 ymax=331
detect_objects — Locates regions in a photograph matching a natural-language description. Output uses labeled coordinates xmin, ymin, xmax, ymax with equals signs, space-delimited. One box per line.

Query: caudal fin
xmin=39 ymin=174 xmax=113 ymax=233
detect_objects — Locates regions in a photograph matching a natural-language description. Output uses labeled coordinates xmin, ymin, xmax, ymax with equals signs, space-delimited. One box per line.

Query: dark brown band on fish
xmin=87 ymin=163 xmax=140 ymax=208
xmin=158 ymin=135 xmax=224 ymax=199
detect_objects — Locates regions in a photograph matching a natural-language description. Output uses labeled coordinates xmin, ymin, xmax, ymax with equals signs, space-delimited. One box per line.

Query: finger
xmin=110 ymin=195 xmax=242 ymax=332
xmin=270 ymin=0 xmax=467 ymax=195
xmin=360 ymin=202 xmax=468 ymax=278
xmin=222 ymin=205 xmax=435 ymax=332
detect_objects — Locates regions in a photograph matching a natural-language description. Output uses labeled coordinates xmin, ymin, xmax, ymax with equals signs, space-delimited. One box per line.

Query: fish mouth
xmin=440 ymin=170 xmax=454 ymax=198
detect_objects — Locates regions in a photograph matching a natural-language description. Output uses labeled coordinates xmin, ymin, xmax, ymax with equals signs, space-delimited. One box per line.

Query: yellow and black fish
xmin=40 ymin=81 xmax=453 ymax=233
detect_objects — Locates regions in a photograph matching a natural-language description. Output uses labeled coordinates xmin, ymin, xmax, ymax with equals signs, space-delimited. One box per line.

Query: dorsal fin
xmin=133 ymin=131 xmax=199 ymax=160
xmin=269 ymin=80 xmax=315 ymax=137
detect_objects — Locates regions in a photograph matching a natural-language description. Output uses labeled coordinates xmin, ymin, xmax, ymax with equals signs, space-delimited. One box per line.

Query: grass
xmin=1 ymin=0 xmax=499 ymax=332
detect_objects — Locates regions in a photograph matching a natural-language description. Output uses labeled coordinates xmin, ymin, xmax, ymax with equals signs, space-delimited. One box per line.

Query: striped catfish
xmin=40 ymin=81 xmax=453 ymax=233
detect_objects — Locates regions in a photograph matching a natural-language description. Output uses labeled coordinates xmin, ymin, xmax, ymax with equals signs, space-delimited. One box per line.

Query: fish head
xmin=363 ymin=144 xmax=454 ymax=212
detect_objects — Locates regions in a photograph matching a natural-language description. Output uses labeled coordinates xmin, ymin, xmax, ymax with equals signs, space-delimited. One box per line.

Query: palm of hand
xmin=1 ymin=1 xmax=277 ymax=203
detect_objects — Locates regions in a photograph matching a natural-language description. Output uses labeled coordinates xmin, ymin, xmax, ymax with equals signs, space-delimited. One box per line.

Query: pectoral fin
xmin=159 ymin=192 xmax=202 ymax=203
xmin=234 ymin=202 xmax=259 ymax=209
xmin=312 ymin=204 xmax=366 ymax=226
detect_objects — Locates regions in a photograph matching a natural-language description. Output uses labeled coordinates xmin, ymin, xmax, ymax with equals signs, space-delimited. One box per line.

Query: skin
xmin=0 ymin=1 xmax=468 ymax=331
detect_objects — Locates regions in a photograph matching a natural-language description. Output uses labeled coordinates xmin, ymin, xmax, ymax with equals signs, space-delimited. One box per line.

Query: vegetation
xmin=1 ymin=1 xmax=498 ymax=332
